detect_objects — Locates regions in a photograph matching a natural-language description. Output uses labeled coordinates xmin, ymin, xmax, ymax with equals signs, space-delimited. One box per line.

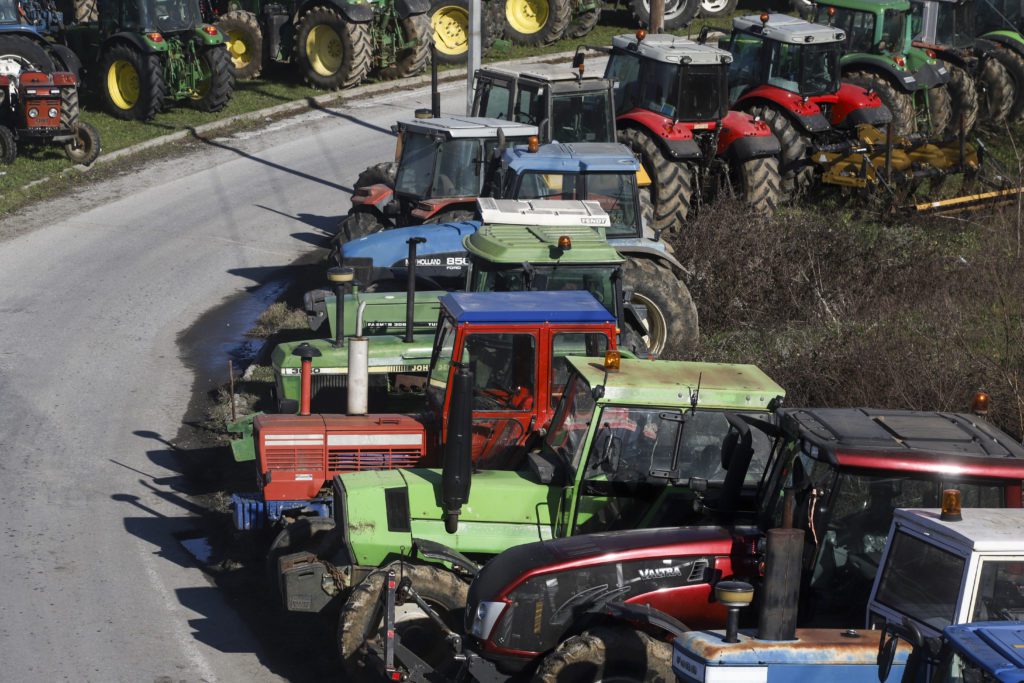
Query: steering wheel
xmin=473 ymin=388 xmax=507 ymax=410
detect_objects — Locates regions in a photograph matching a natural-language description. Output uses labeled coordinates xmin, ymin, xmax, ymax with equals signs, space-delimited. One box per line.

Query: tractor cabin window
xmin=514 ymin=85 xmax=544 ymax=126
xmin=875 ymin=530 xmax=967 ymax=631
xmin=728 ymin=34 xmax=765 ymax=101
xmin=606 ymin=52 xmax=642 ymax=115
xmin=549 ymin=92 xmax=614 ymax=143
xmin=823 ymin=7 xmax=877 ymax=52
xmin=544 ymin=373 xmax=597 ymax=465
xmin=462 ymin=333 xmax=537 ymax=412
xmin=971 ymin=559 xmax=1024 ymax=622
xmin=477 ymin=79 xmax=513 ymax=119
xmin=550 ymin=333 xmax=609 ymax=409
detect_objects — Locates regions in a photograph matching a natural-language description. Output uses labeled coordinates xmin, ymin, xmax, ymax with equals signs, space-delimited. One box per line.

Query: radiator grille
xmin=265 ymin=447 xmax=323 ymax=472
xmin=327 ymin=448 xmax=422 ymax=472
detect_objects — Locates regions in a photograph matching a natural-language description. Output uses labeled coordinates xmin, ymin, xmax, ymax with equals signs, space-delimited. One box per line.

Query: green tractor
xmin=64 ymin=0 xmax=234 ymax=119
xmin=814 ymin=0 xmax=955 ymax=136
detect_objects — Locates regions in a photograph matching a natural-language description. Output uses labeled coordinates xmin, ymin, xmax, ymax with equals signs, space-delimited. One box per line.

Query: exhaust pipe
xmin=442 ymin=363 xmax=474 ymax=533
xmin=405 ymin=237 xmax=426 ymax=343
xmin=347 ymin=302 xmax=369 ymax=416
xmin=327 ymin=267 xmax=355 ymax=346
xmin=292 ymin=343 xmax=322 ymax=416
xmin=756 ymin=528 xmax=802 ymax=641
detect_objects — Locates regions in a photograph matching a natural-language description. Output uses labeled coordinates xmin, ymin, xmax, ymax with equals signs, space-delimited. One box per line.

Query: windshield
xmin=426 ymin=315 xmax=457 ymax=408
xmin=875 ymin=529 xmax=967 ymax=630
xmin=971 ymin=558 xmax=1024 ymax=621
xmin=0 ymin=1 xmax=17 ymax=22
xmin=146 ymin=0 xmax=201 ymax=32
xmin=516 ymin=171 xmax=639 ymax=238
xmin=550 ymin=91 xmax=614 ymax=143
xmin=544 ymin=373 xmax=597 ymax=463
xmin=678 ymin=65 xmax=729 ymax=121
xmin=395 ymin=136 xmax=483 ymax=199
xmin=881 ymin=8 xmax=905 ymax=49
xmin=767 ymin=42 xmax=841 ymax=96
xmin=395 ymin=133 xmax=438 ymax=197
xmin=474 ymin=263 xmax=619 ymax=318
xmin=821 ymin=6 xmax=880 ymax=52
xmin=935 ymin=0 xmax=976 ymax=47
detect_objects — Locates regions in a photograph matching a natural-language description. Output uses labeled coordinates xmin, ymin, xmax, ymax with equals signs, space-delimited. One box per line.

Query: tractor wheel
xmin=745 ymin=105 xmax=813 ymax=199
xmin=429 ymin=0 xmax=470 ymax=64
xmin=378 ymin=13 xmax=431 ymax=80
xmin=99 ymin=43 xmax=166 ymax=121
xmin=503 ymin=0 xmax=571 ymax=46
xmin=423 ymin=208 xmax=475 ymax=224
xmin=484 ymin=0 xmax=506 ymax=51
xmin=735 ymin=156 xmax=781 ymax=216
xmin=698 ymin=0 xmax=737 ymax=18
xmin=534 ymin=624 xmax=675 ymax=683
xmin=0 ymin=126 xmax=16 ymax=165
xmin=335 ymin=208 xmax=387 ymax=248
xmin=355 ymin=161 xmax=398 ymax=189
xmin=339 ymin=561 xmax=469 ymax=683
xmin=844 ymin=71 xmax=915 ymax=136
xmin=48 ymin=44 xmax=82 ymax=80
xmin=945 ymin=61 xmax=978 ymax=134
xmin=564 ymin=2 xmax=600 ymax=40
xmin=0 ymin=35 xmax=56 ymax=77
xmin=265 ymin=517 xmax=336 ymax=599
xmin=978 ymin=55 xmax=1015 ymax=124
xmin=638 ymin=186 xmax=654 ymax=237
xmin=76 ymin=0 xmax=98 ymax=22
xmin=991 ymin=47 xmax=1024 ymax=122
xmin=191 ymin=46 xmax=235 ymax=113
xmin=618 ymin=127 xmax=694 ymax=232
xmin=217 ymin=10 xmax=264 ymax=80
xmin=59 ymin=81 xmax=81 ymax=131
xmin=923 ymin=84 xmax=952 ymax=137
xmin=64 ymin=121 xmax=101 ymax=166
xmin=295 ymin=7 xmax=372 ymax=90
xmin=622 ymin=257 xmax=698 ymax=358
xmin=628 ymin=0 xmax=699 ymax=30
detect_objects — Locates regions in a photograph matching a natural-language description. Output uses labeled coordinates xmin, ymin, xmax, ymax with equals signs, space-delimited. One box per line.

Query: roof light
xmin=203 ymin=25 xmax=218 ymax=35
xmin=557 ymin=235 xmax=572 ymax=249
xmin=147 ymin=32 xmax=164 ymax=42
xmin=636 ymin=29 xmax=647 ymax=41
xmin=527 ymin=135 xmax=540 ymax=152
xmin=760 ymin=11 xmax=770 ymax=23
xmin=971 ymin=390 xmax=990 ymax=416
xmin=828 ymin=5 xmax=835 ymax=16
xmin=604 ymin=350 xmax=621 ymax=371
xmin=940 ymin=489 xmax=962 ymax=522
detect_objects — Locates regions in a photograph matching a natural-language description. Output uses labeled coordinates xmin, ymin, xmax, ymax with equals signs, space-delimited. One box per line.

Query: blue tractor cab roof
xmin=944 ymin=622 xmax=1024 ymax=682
xmin=440 ymin=291 xmax=615 ymax=324
xmin=504 ymin=142 xmax=640 ymax=175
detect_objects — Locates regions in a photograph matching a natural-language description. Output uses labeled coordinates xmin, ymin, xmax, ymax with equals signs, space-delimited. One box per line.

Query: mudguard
xmin=831 ymin=82 xmax=892 ymax=129
xmin=351 ymin=182 xmax=395 ymax=210
xmin=910 ymin=60 xmax=949 ymax=88
xmin=717 ymin=110 xmax=780 ymax=160
xmin=984 ymin=31 xmax=1024 ymax=57
xmin=194 ymin=25 xmax=225 ymax=45
xmin=304 ymin=0 xmax=374 ymax=23
xmin=413 ymin=538 xmax=481 ymax=574
xmin=617 ymin=110 xmax=704 ymax=160
xmin=735 ymin=86 xmax=831 ymax=134
xmin=841 ymin=55 xmax=917 ymax=92
xmin=611 ymin=240 xmax=689 ymax=278
xmin=103 ymin=31 xmax=168 ymax=54
xmin=395 ymin=0 xmax=430 ymax=17
xmin=409 ymin=197 xmax=478 ymax=221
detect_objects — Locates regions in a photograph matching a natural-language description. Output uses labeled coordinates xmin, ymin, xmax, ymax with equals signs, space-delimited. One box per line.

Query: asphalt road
xmin=0 ymin=80 xmax=469 ymax=682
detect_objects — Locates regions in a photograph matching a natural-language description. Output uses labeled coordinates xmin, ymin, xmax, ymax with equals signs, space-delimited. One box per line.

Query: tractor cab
xmin=815 ymin=0 xmax=911 ymax=54
xmin=92 ymin=0 xmax=204 ymax=33
xmin=472 ymin=63 xmax=617 ymax=144
xmin=910 ymin=0 xmax=979 ymax=50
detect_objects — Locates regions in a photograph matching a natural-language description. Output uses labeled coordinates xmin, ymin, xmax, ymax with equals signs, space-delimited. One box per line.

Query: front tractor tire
xmin=378 ymin=13 xmax=431 ymax=80
xmin=735 ymin=156 xmax=781 ymax=216
xmin=503 ymin=0 xmax=571 ymax=46
xmin=622 ymin=257 xmax=698 ymax=359
xmin=339 ymin=562 xmax=469 ymax=683
xmin=744 ymin=105 xmax=813 ymax=199
xmin=534 ymin=625 xmax=675 ymax=683
xmin=564 ymin=1 xmax=600 ymax=40
xmin=844 ymin=71 xmax=915 ymax=136
xmin=99 ymin=43 xmax=166 ymax=121
xmin=217 ymin=10 xmax=265 ymax=80
xmin=618 ymin=127 xmax=694 ymax=232
xmin=64 ymin=121 xmax=101 ymax=166
xmin=295 ymin=7 xmax=372 ymax=90
xmin=0 ymin=126 xmax=16 ymax=165
xmin=191 ymin=46 xmax=235 ymax=113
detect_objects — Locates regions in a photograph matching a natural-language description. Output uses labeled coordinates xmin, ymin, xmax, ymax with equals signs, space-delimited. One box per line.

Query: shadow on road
xmin=254 ymin=203 xmax=341 ymax=238
xmin=306 ymin=97 xmax=398 ymax=137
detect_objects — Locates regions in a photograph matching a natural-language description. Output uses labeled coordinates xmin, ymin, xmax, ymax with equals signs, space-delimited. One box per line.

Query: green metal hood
xmin=323 ymin=290 xmax=443 ymax=339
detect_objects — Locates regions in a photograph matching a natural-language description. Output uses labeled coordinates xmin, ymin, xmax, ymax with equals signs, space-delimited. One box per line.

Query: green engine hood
xmin=325 ymin=290 xmax=443 ymax=339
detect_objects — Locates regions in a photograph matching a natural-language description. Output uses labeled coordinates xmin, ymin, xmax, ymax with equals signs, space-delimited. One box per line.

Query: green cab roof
xmin=566 ymin=357 xmax=785 ymax=410
xmin=464 ymin=223 xmax=624 ymax=265
xmin=816 ymin=0 xmax=909 ymax=12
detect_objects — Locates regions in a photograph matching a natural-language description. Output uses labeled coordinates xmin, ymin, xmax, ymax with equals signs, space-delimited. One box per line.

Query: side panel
xmin=717 ymin=110 xmax=780 ymax=160
xmin=840 ymin=55 xmax=918 ymax=92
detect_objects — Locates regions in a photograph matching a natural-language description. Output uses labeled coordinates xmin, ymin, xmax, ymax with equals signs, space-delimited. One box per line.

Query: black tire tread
xmin=618 ymin=127 xmax=693 ymax=232
xmin=192 ymin=46 xmax=235 ymax=113
xmin=924 ymin=84 xmax=952 ymax=136
xmin=737 ymin=156 xmax=781 ymax=216
xmin=378 ymin=13 xmax=431 ymax=80
xmin=295 ymin=7 xmax=372 ymax=89
xmin=622 ymin=257 xmax=698 ymax=358
xmin=978 ymin=55 xmax=1014 ymax=124
xmin=533 ymin=624 xmax=675 ymax=683
xmin=355 ymin=161 xmax=398 ymax=190
xmin=564 ymin=2 xmax=600 ymax=39
xmin=504 ymin=0 xmax=572 ymax=46
xmin=216 ymin=10 xmax=264 ymax=80
xmin=65 ymin=121 xmax=101 ymax=165
xmin=991 ymin=47 xmax=1024 ymax=122
xmin=99 ymin=43 xmax=166 ymax=121
xmin=844 ymin=70 xmax=916 ymax=136
xmin=745 ymin=105 xmax=813 ymax=199
xmin=946 ymin=61 xmax=979 ymax=133
xmin=0 ymin=126 xmax=16 ymax=164
xmin=0 ymin=34 xmax=56 ymax=74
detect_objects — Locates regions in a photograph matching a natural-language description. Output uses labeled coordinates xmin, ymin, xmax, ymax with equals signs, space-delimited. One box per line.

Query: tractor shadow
xmin=305 ymin=97 xmax=397 ymax=136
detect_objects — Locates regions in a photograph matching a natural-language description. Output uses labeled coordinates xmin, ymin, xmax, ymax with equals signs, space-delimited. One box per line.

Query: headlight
xmin=469 ymin=601 xmax=506 ymax=641
xmin=28 ymin=107 xmax=38 ymax=118
xmin=48 ymin=107 xmax=58 ymax=118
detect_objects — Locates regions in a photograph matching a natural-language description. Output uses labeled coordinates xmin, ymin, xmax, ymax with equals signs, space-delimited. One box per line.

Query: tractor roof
xmin=734 ymin=13 xmax=846 ymax=44
xmin=477 ymin=63 xmax=612 ymax=90
xmin=395 ymin=116 xmax=537 ymax=139
xmin=440 ymin=291 xmax=615 ymax=324
xmin=476 ymin=198 xmax=610 ymax=227
xmin=612 ymin=33 xmax=733 ymax=66
xmin=816 ymin=0 xmax=910 ymax=13
xmin=567 ymin=357 xmax=784 ymax=410
xmin=464 ymin=223 xmax=623 ymax=265
xmin=894 ymin=508 xmax=1024 ymax=553
xmin=944 ymin=622 xmax=1024 ymax=679
xmin=779 ymin=408 xmax=1024 ymax=477
xmin=504 ymin=142 xmax=640 ymax=174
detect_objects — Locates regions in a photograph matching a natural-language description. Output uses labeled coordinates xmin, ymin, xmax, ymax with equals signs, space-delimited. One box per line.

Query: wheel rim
xmin=107 ymin=59 xmax=140 ymax=110
xmin=506 ymin=0 xmax=549 ymax=34
xmin=306 ymin=24 xmax=344 ymax=76
xmin=641 ymin=0 xmax=687 ymax=21
xmin=630 ymin=292 xmax=668 ymax=356
xmin=431 ymin=5 xmax=469 ymax=55
xmin=0 ymin=53 xmax=36 ymax=78
xmin=700 ymin=0 xmax=728 ymax=12
xmin=68 ymin=127 xmax=92 ymax=161
xmin=225 ymin=30 xmax=253 ymax=68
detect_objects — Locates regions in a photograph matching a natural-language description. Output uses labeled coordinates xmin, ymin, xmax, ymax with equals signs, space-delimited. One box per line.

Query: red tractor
xmin=0 ymin=69 xmax=99 ymax=165
xmin=601 ymin=31 xmax=783 ymax=231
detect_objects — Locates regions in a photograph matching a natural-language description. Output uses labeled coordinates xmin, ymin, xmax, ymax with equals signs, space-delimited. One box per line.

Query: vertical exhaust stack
xmin=442 ymin=363 xmax=474 ymax=533
xmin=347 ymin=302 xmax=369 ymax=416
xmin=292 ymin=343 xmax=322 ymax=416
xmin=327 ymin=266 xmax=355 ymax=347
xmin=405 ymin=237 xmax=426 ymax=343
xmin=757 ymin=528 xmax=802 ymax=641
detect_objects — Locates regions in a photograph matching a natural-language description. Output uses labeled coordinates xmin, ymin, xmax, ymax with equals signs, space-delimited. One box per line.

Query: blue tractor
xmin=0 ymin=0 xmax=81 ymax=76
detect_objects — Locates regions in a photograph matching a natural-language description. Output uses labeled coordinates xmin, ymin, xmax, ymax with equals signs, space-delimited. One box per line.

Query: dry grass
xmin=246 ymin=302 xmax=309 ymax=338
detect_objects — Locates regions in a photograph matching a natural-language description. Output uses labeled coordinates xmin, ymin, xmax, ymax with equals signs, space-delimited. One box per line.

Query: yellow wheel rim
xmin=225 ymin=30 xmax=252 ymax=69
xmin=506 ymin=0 xmax=548 ymax=34
xmin=106 ymin=59 xmax=140 ymax=110
xmin=306 ymin=24 xmax=343 ymax=76
xmin=431 ymin=5 xmax=469 ymax=55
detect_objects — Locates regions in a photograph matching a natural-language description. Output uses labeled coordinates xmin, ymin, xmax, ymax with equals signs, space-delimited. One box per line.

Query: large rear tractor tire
xmin=428 ymin=0 xmax=503 ymax=64
xmin=0 ymin=34 xmax=56 ymax=77
xmin=0 ymin=126 xmax=16 ymax=165
xmin=64 ymin=121 xmax=101 ymax=166
xmin=99 ymin=43 xmax=166 ymax=121
xmin=266 ymin=517 xmax=336 ymax=600
xmin=618 ymin=127 xmax=693 ymax=232
xmin=978 ymin=55 xmax=1014 ymax=124
xmin=503 ymin=0 xmax=571 ymax=46
xmin=378 ymin=13 xmax=431 ymax=80
xmin=330 ymin=209 xmax=387 ymax=263
xmin=355 ymin=161 xmax=398 ymax=189
xmin=629 ymin=0 xmax=699 ymax=30
xmin=923 ymin=84 xmax=952 ymax=136
xmin=191 ymin=46 xmax=235 ymax=113
xmin=991 ymin=47 xmax=1024 ymax=123
xmin=339 ymin=562 xmax=469 ymax=683
xmin=844 ymin=71 xmax=915 ymax=136
xmin=564 ymin=1 xmax=600 ymax=39
xmin=76 ymin=0 xmax=98 ymax=22
xmin=744 ymin=105 xmax=813 ymax=199
xmin=295 ymin=7 xmax=372 ymax=89
xmin=945 ymin=61 xmax=979 ymax=134
xmin=735 ymin=156 xmax=781 ymax=216
xmin=423 ymin=208 xmax=475 ymax=224
xmin=48 ymin=43 xmax=82 ymax=80
xmin=622 ymin=257 xmax=698 ymax=359
xmin=534 ymin=625 xmax=675 ymax=683
xmin=217 ymin=10 xmax=264 ymax=80
xmin=698 ymin=0 xmax=737 ymax=18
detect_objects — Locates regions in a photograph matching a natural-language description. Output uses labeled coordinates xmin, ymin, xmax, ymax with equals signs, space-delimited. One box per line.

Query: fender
xmin=611 ymin=241 xmax=689 ymax=278
xmin=831 ymin=82 xmax=892 ymax=128
xmin=409 ymin=197 xmax=477 ymax=221
xmin=840 ymin=55 xmax=917 ymax=92
xmin=351 ymin=182 xmax=394 ymax=209
xmin=972 ymin=37 xmax=1003 ymax=57
xmin=717 ymin=110 xmax=779 ymax=160
xmin=102 ymin=31 xmax=168 ymax=54
xmin=909 ymin=59 xmax=949 ymax=89
xmin=413 ymin=538 xmax=480 ymax=575
xmin=983 ymin=31 xmax=1024 ymax=57
xmin=300 ymin=0 xmax=374 ymax=23
xmin=735 ymin=87 xmax=831 ymax=134
xmin=920 ymin=45 xmax=970 ymax=71
xmin=617 ymin=110 xmax=704 ymax=160
xmin=194 ymin=25 xmax=225 ymax=46
xmin=394 ymin=0 xmax=430 ymax=17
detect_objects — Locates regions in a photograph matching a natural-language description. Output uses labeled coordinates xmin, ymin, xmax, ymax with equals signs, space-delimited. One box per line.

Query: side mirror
xmin=717 ymin=414 xmax=754 ymax=520
xmin=442 ymin=363 xmax=474 ymax=533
